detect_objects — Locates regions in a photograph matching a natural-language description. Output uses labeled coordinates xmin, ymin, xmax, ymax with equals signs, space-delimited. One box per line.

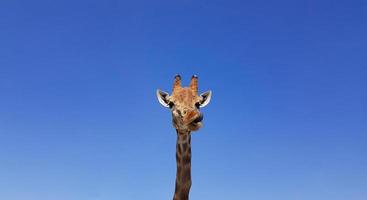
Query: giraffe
xmin=157 ymin=75 xmax=212 ymax=200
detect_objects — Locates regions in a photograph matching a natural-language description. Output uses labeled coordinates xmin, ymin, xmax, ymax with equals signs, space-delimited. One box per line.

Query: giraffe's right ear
xmin=156 ymin=89 xmax=171 ymax=108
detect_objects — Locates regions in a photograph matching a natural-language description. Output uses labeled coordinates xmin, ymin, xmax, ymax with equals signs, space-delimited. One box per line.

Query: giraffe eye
xmin=168 ymin=102 xmax=174 ymax=108
xmin=195 ymin=102 xmax=200 ymax=108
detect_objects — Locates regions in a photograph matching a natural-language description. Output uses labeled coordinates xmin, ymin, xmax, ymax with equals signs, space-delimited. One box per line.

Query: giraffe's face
xmin=157 ymin=75 xmax=212 ymax=132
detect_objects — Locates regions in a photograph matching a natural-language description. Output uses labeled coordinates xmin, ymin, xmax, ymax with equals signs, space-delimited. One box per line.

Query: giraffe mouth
xmin=188 ymin=114 xmax=203 ymax=131
xmin=192 ymin=114 xmax=203 ymax=123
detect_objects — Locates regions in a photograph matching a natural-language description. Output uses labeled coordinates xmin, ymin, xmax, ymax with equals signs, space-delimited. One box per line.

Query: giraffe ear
xmin=199 ymin=90 xmax=212 ymax=108
xmin=156 ymin=89 xmax=171 ymax=108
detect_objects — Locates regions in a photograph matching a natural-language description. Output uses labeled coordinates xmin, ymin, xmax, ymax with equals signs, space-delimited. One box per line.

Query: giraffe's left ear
xmin=156 ymin=89 xmax=171 ymax=108
xmin=199 ymin=90 xmax=212 ymax=108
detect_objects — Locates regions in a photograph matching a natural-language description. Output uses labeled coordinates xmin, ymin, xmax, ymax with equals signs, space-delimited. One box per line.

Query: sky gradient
xmin=0 ymin=0 xmax=366 ymax=199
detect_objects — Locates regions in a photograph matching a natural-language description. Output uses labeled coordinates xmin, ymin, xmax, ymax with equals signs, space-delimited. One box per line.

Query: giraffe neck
xmin=173 ymin=129 xmax=192 ymax=200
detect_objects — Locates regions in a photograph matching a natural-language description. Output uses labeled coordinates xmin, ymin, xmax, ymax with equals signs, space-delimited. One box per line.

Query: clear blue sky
xmin=0 ymin=0 xmax=366 ymax=199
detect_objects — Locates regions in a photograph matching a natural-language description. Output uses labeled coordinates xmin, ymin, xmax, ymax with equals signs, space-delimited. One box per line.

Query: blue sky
xmin=0 ymin=0 xmax=366 ymax=199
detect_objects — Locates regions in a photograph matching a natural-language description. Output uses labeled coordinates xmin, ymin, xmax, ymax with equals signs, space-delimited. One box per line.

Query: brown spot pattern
xmin=174 ymin=130 xmax=192 ymax=200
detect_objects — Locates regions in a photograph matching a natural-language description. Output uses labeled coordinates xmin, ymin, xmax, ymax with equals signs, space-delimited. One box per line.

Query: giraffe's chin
xmin=173 ymin=121 xmax=202 ymax=132
xmin=189 ymin=122 xmax=202 ymax=131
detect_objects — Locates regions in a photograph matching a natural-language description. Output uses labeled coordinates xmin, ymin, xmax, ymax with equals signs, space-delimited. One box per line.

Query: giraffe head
xmin=157 ymin=75 xmax=212 ymax=132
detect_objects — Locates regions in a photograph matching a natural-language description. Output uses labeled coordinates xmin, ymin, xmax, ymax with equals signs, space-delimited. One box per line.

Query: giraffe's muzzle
xmin=192 ymin=114 xmax=203 ymax=123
